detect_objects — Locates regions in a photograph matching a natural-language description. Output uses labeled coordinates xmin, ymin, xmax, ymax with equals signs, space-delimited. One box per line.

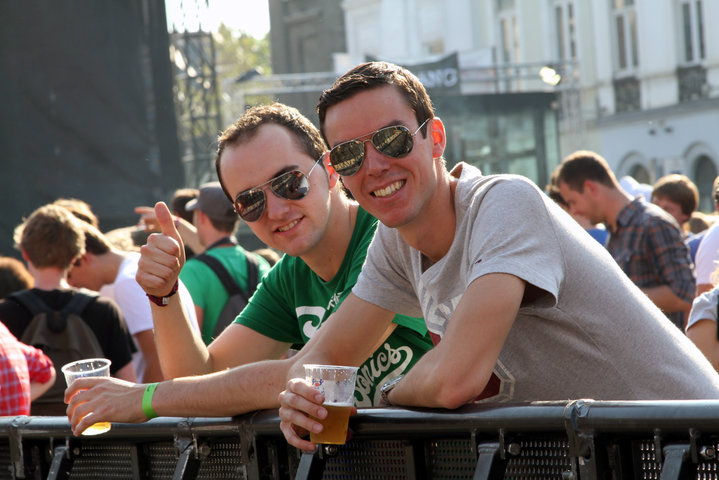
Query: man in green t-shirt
xmin=68 ymin=103 xmax=432 ymax=428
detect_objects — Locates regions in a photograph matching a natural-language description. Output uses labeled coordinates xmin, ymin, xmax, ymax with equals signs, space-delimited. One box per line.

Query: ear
xmin=583 ymin=179 xmax=599 ymax=196
xmin=324 ymin=152 xmax=340 ymax=189
xmin=429 ymin=117 xmax=446 ymax=159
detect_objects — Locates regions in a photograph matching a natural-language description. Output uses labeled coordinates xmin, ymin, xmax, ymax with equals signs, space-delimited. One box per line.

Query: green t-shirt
xmin=180 ymin=245 xmax=271 ymax=345
xmin=237 ymin=207 xmax=433 ymax=406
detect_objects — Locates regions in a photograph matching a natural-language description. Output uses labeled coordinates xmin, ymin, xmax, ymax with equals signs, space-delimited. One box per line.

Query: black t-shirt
xmin=0 ymin=288 xmax=135 ymax=375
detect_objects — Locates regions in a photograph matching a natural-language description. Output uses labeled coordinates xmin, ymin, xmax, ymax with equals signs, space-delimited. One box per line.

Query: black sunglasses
xmin=233 ymin=155 xmax=323 ymax=222
xmin=328 ymin=118 xmax=432 ymax=176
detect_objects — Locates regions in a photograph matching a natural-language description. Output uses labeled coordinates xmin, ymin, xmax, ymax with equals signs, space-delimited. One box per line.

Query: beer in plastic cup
xmin=303 ymin=364 xmax=358 ymax=445
xmin=61 ymin=358 xmax=112 ymax=435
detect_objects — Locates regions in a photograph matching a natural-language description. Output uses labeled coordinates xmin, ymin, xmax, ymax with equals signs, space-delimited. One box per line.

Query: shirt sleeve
xmin=20 ymin=342 xmax=54 ymax=384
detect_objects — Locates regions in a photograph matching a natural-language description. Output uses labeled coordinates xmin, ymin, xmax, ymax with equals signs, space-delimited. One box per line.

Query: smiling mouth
xmin=277 ymin=218 xmax=300 ymax=232
xmin=372 ymin=180 xmax=405 ymax=198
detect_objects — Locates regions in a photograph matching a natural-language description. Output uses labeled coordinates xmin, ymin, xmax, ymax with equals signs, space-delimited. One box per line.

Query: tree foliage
xmin=213 ymin=23 xmax=271 ymax=109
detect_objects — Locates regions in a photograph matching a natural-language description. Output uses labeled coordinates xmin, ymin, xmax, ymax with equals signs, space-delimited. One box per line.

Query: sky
xmin=165 ymin=0 xmax=270 ymax=38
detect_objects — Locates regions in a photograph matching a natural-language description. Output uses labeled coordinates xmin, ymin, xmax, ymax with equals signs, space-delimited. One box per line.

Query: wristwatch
xmin=146 ymin=280 xmax=179 ymax=307
xmin=380 ymin=375 xmax=404 ymax=405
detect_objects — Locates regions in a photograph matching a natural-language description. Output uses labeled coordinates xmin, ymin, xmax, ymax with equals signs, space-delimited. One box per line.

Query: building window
xmin=497 ymin=0 xmax=519 ymax=64
xmin=553 ymin=0 xmax=577 ymax=61
xmin=679 ymin=0 xmax=705 ymax=65
xmin=612 ymin=0 xmax=639 ymax=73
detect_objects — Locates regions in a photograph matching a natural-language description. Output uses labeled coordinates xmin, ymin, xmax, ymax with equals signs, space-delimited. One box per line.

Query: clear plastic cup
xmin=303 ymin=364 xmax=358 ymax=444
xmin=61 ymin=358 xmax=112 ymax=435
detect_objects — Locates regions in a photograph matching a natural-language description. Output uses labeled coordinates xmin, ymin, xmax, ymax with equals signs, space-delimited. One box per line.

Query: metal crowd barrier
xmin=2 ymin=399 xmax=719 ymax=479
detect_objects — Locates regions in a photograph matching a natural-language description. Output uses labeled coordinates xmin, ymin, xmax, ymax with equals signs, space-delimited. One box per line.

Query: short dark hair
xmin=652 ymin=174 xmax=699 ymax=215
xmin=555 ymin=150 xmax=617 ymax=192
xmin=317 ymin=61 xmax=434 ymax=144
xmin=170 ymin=188 xmax=199 ymax=224
xmin=215 ymin=103 xmax=328 ymax=201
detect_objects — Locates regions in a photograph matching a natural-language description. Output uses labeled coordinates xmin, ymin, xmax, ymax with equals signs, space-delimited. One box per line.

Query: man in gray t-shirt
xmin=277 ymin=61 xmax=719 ymax=452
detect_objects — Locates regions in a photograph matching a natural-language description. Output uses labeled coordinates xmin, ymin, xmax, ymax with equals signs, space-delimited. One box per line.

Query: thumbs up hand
xmin=136 ymin=202 xmax=186 ymax=298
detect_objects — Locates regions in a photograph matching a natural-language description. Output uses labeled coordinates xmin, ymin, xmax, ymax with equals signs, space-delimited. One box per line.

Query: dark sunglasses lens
xmin=272 ymin=171 xmax=309 ymax=200
xmin=373 ymin=126 xmax=413 ymax=158
xmin=330 ymin=141 xmax=365 ymax=176
xmin=236 ymin=190 xmax=265 ymax=222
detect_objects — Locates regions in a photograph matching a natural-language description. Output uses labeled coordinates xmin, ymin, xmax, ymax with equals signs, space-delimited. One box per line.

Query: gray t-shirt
xmin=353 ymin=163 xmax=719 ymax=402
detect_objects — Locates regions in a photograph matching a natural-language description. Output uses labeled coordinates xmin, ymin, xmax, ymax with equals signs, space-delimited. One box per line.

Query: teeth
xmin=373 ymin=180 xmax=404 ymax=198
xmin=278 ymin=219 xmax=300 ymax=232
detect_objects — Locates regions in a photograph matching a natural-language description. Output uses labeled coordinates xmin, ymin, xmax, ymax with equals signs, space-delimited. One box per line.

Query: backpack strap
xmin=6 ymin=290 xmax=53 ymax=317
xmin=62 ymin=290 xmax=99 ymax=316
xmin=244 ymin=253 xmax=260 ymax=298
xmin=195 ymin=254 xmax=242 ymax=296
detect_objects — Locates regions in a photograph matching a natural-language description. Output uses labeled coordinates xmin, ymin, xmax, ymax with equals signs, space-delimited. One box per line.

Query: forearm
xmin=152 ymin=297 xmax=214 ymax=378
xmin=153 ymin=358 xmax=292 ymax=417
xmin=641 ymin=285 xmax=692 ymax=313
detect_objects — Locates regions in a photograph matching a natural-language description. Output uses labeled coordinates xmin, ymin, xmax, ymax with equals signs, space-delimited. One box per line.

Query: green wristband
xmin=142 ymin=382 xmax=159 ymax=420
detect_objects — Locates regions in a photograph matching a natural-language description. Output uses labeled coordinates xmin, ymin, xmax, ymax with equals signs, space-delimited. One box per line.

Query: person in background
xmin=694 ymin=176 xmax=719 ymax=295
xmin=546 ymin=173 xmax=608 ymax=246
xmin=556 ymin=151 xmax=695 ymax=329
xmin=0 ymin=323 xmax=55 ymax=417
xmin=179 ymin=181 xmax=271 ymax=343
xmin=52 ymin=198 xmax=99 ymax=229
xmin=0 ymin=256 xmax=33 ymax=299
xmin=0 ymin=321 xmax=55 ymax=416
xmin=66 ymin=222 xmax=199 ymax=382
xmin=651 ymin=174 xmax=699 ymax=236
xmin=687 ymin=263 xmax=719 ymax=371
xmin=136 ymin=188 xmax=203 ymax=256
xmin=0 ymin=204 xmax=136 ymax=414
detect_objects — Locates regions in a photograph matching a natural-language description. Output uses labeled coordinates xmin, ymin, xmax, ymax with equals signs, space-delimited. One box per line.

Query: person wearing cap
xmin=179 ymin=182 xmax=272 ymax=344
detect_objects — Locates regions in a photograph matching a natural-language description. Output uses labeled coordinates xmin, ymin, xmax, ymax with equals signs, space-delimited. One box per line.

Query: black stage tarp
xmin=0 ymin=0 xmax=181 ymax=257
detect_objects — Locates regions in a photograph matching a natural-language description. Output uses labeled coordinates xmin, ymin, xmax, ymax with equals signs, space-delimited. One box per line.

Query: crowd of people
xmin=1 ymin=61 xmax=719 ymax=451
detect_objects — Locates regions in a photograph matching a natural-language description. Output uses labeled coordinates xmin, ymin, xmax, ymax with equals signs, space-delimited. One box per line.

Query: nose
xmin=363 ymin=139 xmax=392 ymax=176
xmin=263 ymin=188 xmax=290 ymax=220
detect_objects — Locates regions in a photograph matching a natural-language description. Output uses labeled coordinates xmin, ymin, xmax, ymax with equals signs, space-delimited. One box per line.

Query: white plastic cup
xmin=61 ymin=358 xmax=112 ymax=435
xmin=303 ymin=364 xmax=358 ymax=444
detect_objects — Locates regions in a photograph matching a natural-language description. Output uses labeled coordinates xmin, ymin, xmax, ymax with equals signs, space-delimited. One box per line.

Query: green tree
xmin=214 ymin=23 xmax=272 ymax=116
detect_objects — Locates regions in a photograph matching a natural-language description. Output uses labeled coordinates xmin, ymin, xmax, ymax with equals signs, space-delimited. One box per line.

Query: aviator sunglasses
xmin=233 ymin=154 xmax=324 ymax=222
xmin=328 ymin=117 xmax=432 ymax=176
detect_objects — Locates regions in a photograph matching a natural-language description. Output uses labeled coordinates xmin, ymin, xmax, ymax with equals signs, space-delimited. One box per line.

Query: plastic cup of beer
xmin=303 ymin=364 xmax=358 ymax=445
xmin=61 ymin=358 xmax=112 ymax=435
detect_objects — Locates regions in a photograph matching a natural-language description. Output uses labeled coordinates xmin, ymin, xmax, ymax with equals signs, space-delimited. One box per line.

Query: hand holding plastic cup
xmin=61 ymin=358 xmax=112 ymax=435
xmin=303 ymin=364 xmax=358 ymax=445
